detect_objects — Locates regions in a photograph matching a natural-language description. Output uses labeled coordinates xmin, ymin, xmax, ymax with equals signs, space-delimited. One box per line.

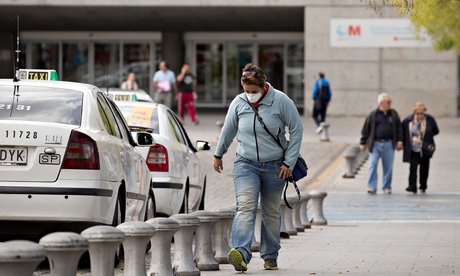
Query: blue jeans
xmin=231 ymin=155 xmax=285 ymax=263
xmin=367 ymin=140 xmax=395 ymax=191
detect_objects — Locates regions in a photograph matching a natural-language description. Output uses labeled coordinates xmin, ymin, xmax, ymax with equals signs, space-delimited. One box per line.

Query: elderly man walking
xmin=359 ymin=93 xmax=403 ymax=195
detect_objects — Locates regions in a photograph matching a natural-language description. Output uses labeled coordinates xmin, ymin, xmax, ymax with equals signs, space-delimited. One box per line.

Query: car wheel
xmin=144 ymin=188 xmax=156 ymax=221
xmin=199 ymin=178 xmax=206 ymax=211
xmin=179 ymin=183 xmax=189 ymax=214
xmin=112 ymin=193 xmax=125 ymax=267
xmin=144 ymin=188 xmax=156 ymax=253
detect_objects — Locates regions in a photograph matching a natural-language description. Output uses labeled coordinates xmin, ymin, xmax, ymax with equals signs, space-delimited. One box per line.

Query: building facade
xmin=0 ymin=1 xmax=458 ymax=117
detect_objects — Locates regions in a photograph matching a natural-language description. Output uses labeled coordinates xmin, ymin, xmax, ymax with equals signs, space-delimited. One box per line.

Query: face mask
xmin=246 ymin=92 xmax=262 ymax=103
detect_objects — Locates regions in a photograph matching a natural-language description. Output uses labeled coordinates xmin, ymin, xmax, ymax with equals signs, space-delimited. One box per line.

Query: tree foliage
xmin=363 ymin=0 xmax=460 ymax=54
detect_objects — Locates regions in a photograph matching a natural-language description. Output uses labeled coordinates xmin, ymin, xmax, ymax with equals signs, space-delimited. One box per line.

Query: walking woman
xmin=402 ymin=102 xmax=439 ymax=193
xmin=213 ymin=63 xmax=303 ymax=271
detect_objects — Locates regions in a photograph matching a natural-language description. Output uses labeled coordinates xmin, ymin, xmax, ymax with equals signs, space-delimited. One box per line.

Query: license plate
xmin=39 ymin=153 xmax=61 ymax=165
xmin=0 ymin=147 xmax=28 ymax=165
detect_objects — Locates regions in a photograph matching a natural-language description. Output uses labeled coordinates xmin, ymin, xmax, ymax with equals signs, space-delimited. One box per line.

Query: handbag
xmin=418 ymin=123 xmax=435 ymax=158
xmin=244 ymin=98 xmax=308 ymax=209
xmin=422 ymin=140 xmax=435 ymax=158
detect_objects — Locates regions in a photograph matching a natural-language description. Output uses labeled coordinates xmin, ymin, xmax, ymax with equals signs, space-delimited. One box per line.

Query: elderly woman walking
xmin=402 ymin=102 xmax=439 ymax=193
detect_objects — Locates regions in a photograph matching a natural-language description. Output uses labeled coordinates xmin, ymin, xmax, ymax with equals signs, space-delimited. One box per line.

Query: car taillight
xmin=146 ymin=144 xmax=168 ymax=172
xmin=61 ymin=130 xmax=100 ymax=170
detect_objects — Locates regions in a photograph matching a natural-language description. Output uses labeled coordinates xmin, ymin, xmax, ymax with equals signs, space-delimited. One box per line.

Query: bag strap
xmin=244 ymin=98 xmax=285 ymax=151
xmin=244 ymin=97 xmax=300 ymax=208
xmin=284 ymin=180 xmax=300 ymax=209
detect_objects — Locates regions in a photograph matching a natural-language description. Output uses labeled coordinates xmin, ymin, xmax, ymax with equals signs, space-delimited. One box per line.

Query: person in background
xmin=311 ymin=71 xmax=332 ymax=134
xmin=359 ymin=93 xmax=403 ymax=195
xmin=213 ymin=63 xmax=303 ymax=272
xmin=120 ymin=72 xmax=139 ymax=91
xmin=177 ymin=63 xmax=199 ymax=125
xmin=152 ymin=61 xmax=178 ymax=109
xmin=402 ymin=102 xmax=439 ymax=193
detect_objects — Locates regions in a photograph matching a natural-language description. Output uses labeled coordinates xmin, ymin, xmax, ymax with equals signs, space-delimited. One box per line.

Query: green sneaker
xmin=263 ymin=258 xmax=278 ymax=270
xmin=227 ymin=248 xmax=247 ymax=271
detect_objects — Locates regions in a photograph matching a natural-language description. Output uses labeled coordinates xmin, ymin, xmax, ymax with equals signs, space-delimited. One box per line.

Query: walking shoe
xmin=227 ymin=248 xmax=247 ymax=272
xmin=367 ymin=189 xmax=376 ymax=194
xmin=193 ymin=120 xmax=200 ymax=126
xmin=315 ymin=125 xmax=323 ymax=134
xmin=263 ymin=258 xmax=278 ymax=270
xmin=383 ymin=189 xmax=392 ymax=194
xmin=405 ymin=187 xmax=417 ymax=194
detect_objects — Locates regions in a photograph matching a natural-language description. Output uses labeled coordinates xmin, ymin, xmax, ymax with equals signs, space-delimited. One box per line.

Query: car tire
xmin=179 ymin=183 xmax=189 ymax=214
xmin=144 ymin=187 xmax=156 ymax=221
xmin=112 ymin=192 xmax=125 ymax=267
xmin=199 ymin=179 xmax=206 ymax=211
xmin=144 ymin=187 xmax=156 ymax=254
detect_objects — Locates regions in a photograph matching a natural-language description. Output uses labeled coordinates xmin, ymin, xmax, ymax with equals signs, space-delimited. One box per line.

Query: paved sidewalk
xmin=34 ymin=112 xmax=460 ymax=275
xmin=188 ymin=113 xmax=460 ymax=276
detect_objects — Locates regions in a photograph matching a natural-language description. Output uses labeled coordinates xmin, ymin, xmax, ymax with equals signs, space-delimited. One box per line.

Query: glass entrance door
xmin=226 ymin=43 xmax=253 ymax=102
xmin=258 ymin=44 xmax=284 ymax=91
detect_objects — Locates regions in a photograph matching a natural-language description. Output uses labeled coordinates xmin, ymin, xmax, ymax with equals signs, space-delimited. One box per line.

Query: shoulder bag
xmin=244 ymin=98 xmax=308 ymax=209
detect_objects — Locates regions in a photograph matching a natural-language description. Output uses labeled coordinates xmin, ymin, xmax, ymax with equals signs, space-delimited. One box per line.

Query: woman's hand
xmin=279 ymin=164 xmax=292 ymax=180
xmin=214 ymin=158 xmax=223 ymax=173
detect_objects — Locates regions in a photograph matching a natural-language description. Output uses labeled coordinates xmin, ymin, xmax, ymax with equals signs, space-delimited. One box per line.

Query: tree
xmin=363 ymin=0 xmax=460 ymax=54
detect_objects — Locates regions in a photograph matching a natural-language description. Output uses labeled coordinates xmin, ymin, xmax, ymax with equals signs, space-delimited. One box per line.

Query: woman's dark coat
xmin=402 ymin=113 xmax=439 ymax=163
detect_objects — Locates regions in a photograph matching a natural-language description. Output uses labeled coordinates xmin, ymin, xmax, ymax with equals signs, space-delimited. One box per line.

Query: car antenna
xmin=10 ymin=15 xmax=20 ymax=117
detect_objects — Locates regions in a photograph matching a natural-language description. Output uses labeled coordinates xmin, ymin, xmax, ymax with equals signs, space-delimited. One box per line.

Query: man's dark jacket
xmin=360 ymin=108 xmax=403 ymax=152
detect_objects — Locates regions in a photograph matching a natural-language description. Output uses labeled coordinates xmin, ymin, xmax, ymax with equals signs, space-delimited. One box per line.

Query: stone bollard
xmin=319 ymin=122 xmax=330 ymax=142
xmin=81 ymin=225 xmax=125 ymax=276
xmin=192 ymin=210 xmax=220 ymax=271
xmin=250 ymin=205 xmax=261 ymax=252
xmin=170 ymin=214 xmax=201 ymax=276
xmin=343 ymin=144 xmax=359 ymax=178
xmin=117 ymin=221 xmax=156 ymax=276
xmin=283 ymin=195 xmax=298 ymax=236
xmin=296 ymin=194 xmax=312 ymax=230
xmin=146 ymin=217 xmax=180 ymax=276
xmin=39 ymin=232 xmax=89 ymax=276
xmin=212 ymin=207 xmax=234 ymax=263
xmin=309 ymin=190 xmax=328 ymax=225
xmin=279 ymin=199 xmax=290 ymax=239
xmin=0 ymin=240 xmax=46 ymax=276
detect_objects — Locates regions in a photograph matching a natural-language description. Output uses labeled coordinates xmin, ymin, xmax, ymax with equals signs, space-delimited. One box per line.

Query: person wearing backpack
xmin=311 ymin=72 xmax=332 ymax=134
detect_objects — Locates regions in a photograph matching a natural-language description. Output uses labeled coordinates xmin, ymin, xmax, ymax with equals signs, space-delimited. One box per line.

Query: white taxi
xmin=114 ymin=101 xmax=210 ymax=216
xmin=0 ymin=78 xmax=155 ymax=240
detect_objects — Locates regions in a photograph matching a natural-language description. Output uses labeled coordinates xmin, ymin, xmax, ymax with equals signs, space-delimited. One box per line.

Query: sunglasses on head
xmin=242 ymin=71 xmax=261 ymax=78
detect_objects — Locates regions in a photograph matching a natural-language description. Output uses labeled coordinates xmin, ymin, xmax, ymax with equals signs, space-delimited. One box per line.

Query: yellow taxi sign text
xmin=18 ymin=69 xmax=59 ymax=81
xmin=110 ymin=92 xmax=138 ymax=102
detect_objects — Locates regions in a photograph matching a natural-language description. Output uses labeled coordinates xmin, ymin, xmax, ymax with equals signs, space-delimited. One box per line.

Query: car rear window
xmin=0 ymin=85 xmax=83 ymax=125
xmin=117 ymin=105 xmax=160 ymax=134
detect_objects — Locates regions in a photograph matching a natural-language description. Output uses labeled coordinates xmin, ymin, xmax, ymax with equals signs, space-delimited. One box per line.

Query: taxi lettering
xmin=28 ymin=72 xmax=49 ymax=80
xmin=114 ymin=95 xmax=131 ymax=101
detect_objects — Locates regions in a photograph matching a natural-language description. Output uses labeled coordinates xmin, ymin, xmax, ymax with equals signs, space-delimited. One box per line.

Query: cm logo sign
xmin=336 ymin=25 xmax=361 ymax=37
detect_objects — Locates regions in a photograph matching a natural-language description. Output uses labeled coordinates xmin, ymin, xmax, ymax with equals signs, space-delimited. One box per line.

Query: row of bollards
xmin=342 ymin=143 xmax=368 ymax=178
xmin=0 ymin=191 xmax=327 ymax=276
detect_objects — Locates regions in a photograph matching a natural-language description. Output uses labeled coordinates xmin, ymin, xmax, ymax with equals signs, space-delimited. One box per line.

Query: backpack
xmin=315 ymin=80 xmax=329 ymax=109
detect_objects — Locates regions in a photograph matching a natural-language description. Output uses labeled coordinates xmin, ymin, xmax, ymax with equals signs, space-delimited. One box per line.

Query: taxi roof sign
xmin=110 ymin=92 xmax=138 ymax=102
xmin=18 ymin=69 xmax=59 ymax=81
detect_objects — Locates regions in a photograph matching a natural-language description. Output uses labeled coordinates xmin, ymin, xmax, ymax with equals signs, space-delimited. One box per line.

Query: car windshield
xmin=117 ymin=105 xmax=160 ymax=134
xmin=0 ymin=85 xmax=83 ymax=125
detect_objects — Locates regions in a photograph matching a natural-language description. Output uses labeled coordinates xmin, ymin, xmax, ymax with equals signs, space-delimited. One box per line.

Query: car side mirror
xmin=135 ymin=132 xmax=155 ymax=146
xmin=196 ymin=140 xmax=211 ymax=151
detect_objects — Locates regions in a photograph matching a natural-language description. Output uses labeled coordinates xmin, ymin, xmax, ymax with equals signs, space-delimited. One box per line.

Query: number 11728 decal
xmin=5 ymin=130 xmax=38 ymax=139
